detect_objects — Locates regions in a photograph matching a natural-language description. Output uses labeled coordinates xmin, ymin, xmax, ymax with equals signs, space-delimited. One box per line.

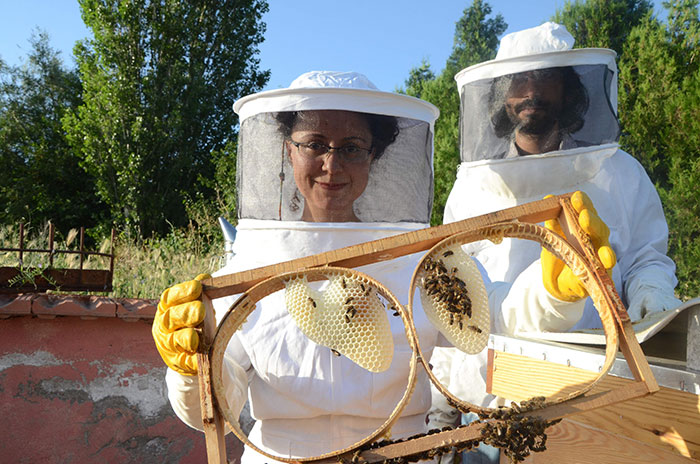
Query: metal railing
xmin=0 ymin=223 xmax=115 ymax=294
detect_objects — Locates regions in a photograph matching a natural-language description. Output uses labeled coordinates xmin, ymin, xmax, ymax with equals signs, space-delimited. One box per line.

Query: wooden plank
xmin=510 ymin=418 xmax=699 ymax=463
xmin=617 ymin=319 xmax=659 ymax=390
xmin=202 ymin=195 xmax=565 ymax=299
xmin=558 ymin=197 xmax=657 ymax=394
xmin=314 ymin=422 xmax=486 ymax=464
xmin=490 ymin=351 xmax=700 ymax=460
xmin=197 ymin=294 xmax=227 ymax=464
xmin=490 ymin=349 xmax=600 ymax=400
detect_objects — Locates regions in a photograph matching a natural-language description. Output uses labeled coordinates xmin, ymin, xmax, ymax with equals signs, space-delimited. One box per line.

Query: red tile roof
xmin=0 ymin=293 xmax=157 ymax=320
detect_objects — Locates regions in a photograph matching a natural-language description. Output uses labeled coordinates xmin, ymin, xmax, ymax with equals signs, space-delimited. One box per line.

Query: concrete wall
xmin=0 ymin=294 xmax=243 ymax=463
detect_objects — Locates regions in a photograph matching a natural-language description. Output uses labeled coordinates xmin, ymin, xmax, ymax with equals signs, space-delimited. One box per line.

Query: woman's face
xmin=287 ymin=110 xmax=373 ymax=222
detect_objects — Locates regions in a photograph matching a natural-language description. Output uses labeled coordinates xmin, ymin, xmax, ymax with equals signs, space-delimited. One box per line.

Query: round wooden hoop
xmin=209 ymin=267 xmax=419 ymax=463
xmin=407 ymin=221 xmax=620 ymax=416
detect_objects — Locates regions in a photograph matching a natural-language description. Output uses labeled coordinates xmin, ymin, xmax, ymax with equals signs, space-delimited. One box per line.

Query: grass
xmin=0 ymin=222 xmax=226 ymax=299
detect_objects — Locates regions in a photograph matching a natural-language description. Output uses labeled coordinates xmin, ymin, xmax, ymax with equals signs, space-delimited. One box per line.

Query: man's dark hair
xmin=275 ymin=110 xmax=400 ymax=159
xmin=488 ymin=66 xmax=589 ymax=138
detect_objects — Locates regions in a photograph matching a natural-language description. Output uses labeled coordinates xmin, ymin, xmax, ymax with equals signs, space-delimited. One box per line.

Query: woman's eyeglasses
xmin=289 ymin=140 xmax=373 ymax=164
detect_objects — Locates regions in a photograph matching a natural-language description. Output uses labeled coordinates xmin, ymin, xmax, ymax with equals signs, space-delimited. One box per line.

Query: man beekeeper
xmin=431 ymin=22 xmax=682 ymax=464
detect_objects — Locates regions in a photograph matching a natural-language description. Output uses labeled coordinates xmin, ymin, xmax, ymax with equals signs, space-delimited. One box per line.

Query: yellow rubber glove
xmin=542 ymin=191 xmax=617 ymax=301
xmin=152 ymin=274 xmax=211 ymax=375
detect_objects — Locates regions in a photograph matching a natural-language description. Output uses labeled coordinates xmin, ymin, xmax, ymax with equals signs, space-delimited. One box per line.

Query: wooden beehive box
xmin=488 ymin=304 xmax=700 ymax=464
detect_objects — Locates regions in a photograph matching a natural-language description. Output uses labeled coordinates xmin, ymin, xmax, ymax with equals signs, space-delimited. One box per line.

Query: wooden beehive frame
xmin=195 ymin=193 xmax=659 ymax=464
xmin=208 ymin=267 xmax=419 ymax=463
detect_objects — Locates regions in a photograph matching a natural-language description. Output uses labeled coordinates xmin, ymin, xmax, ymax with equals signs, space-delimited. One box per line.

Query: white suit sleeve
xmin=166 ymin=351 xmax=249 ymax=432
xmin=615 ymin=159 xmax=681 ymax=320
xmin=490 ymin=259 xmax=586 ymax=334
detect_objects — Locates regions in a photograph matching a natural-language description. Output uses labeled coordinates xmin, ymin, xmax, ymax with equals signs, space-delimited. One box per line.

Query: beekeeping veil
xmin=456 ymin=22 xmax=619 ymax=162
xmin=234 ymin=71 xmax=438 ymax=223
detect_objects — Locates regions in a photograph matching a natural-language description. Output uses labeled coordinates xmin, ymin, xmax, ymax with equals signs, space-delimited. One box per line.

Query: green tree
xmin=0 ymin=31 xmax=103 ymax=230
xmin=552 ymin=0 xmax=653 ymax=51
xmin=402 ymin=59 xmax=435 ymax=99
xmin=402 ymin=0 xmax=505 ymax=225
xmin=617 ymin=0 xmax=700 ymax=298
xmin=618 ymin=13 xmax=677 ymax=185
xmin=446 ymin=0 xmax=507 ymax=76
xmin=64 ymin=0 xmax=269 ymax=237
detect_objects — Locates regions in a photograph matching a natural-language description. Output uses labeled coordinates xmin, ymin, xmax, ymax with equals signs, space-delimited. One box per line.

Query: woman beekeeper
xmin=431 ymin=22 xmax=681 ymax=464
xmin=152 ymin=70 xmax=598 ymax=463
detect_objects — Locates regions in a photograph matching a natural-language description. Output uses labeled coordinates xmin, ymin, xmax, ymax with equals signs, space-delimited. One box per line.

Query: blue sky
xmin=1 ymin=0 xmax=667 ymax=93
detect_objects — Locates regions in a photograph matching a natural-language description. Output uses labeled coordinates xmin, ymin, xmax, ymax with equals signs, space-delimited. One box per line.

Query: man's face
xmin=503 ymin=69 xmax=565 ymax=136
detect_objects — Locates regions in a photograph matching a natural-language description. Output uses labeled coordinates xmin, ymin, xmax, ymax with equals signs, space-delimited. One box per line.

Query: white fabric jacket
xmin=165 ymin=219 xmax=584 ymax=463
xmin=444 ymin=145 xmax=680 ymax=327
xmin=431 ymin=145 xmax=680 ymax=409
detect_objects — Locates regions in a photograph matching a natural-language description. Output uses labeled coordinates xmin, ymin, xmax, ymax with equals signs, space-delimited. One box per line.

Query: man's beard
xmin=508 ymin=98 xmax=560 ymax=136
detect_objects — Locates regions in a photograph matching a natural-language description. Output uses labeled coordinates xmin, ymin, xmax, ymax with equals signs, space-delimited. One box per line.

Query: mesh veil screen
xmin=237 ymin=113 xmax=433 ymax=223
xmin=459 ymin=64 xmax=620 ymax=162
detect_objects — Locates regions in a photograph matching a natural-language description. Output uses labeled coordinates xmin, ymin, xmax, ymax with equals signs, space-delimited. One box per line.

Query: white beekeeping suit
xmin=166 ymin=71 xmax=445 ymax=463
xmin=431 ymin=21 xmax=681 ymax=438
xmin=162 ymin=70 xmax=593 ymax=464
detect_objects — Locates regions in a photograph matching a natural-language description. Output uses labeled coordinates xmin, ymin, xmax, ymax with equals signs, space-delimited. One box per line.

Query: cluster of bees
xmin=421 ymin=253 xmax=479 ymax=332
xmin=477 ymin=396 xmax=556 ymax=463
xmin=341 ymin=397 xmax=553 ymax=464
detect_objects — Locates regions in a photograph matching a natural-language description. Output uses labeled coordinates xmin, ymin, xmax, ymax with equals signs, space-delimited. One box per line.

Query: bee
xmin=390 ymin=305 xmax=400 ymax=317
xmin=423 ymin=257 xmax=438 ymax=272
xmin=345 ymin=305 xmax=357 ymax=321
xmin=359 ymin=283 xmax=365 ymax=293
xmin=331 ymin=349 xmax=341 ymax=357
xmin=345 ymin=296 xmax=354 ymax=305
xmin=467 ymin=325 xmax=482 ymax=334
xmin=341 ymin=278 xmax=347 ymax=289
xmin=443 ymin=250 xmax=454 ymax=257
xmin=307 ymin=297 xmax=316 ymax=308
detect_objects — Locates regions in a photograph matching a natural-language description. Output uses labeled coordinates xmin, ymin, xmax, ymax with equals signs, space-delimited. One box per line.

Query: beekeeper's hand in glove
xmin=542 ymin=191 xmax=616 ymax=302
xmin=152 ymin=274 xmax=211 ymax=375
xmin=625 ymin=270 xmax=682 ymax=321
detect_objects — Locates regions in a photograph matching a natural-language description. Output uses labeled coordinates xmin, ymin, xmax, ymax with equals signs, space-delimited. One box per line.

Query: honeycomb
xmin=283 ymin=272 xmax=394 ymax=373
xmin=417 ymin=244 xmax=489 ymax=353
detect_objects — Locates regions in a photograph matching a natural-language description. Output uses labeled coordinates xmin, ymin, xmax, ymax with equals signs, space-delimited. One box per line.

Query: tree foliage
xmin=446 ymin=0 xmax=507 ymax=76
xmin=402 ymin=0 xmax=506 ymax=225
xmin=616 ymin=0 xmax=700 ymax=298
xmin=0 ymin=32 xmax=103 ymax=231
xmin=64 ymin=0 xmax=269 ymax=236
xmin=552 ymin=0 xmax=653 ymax=50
